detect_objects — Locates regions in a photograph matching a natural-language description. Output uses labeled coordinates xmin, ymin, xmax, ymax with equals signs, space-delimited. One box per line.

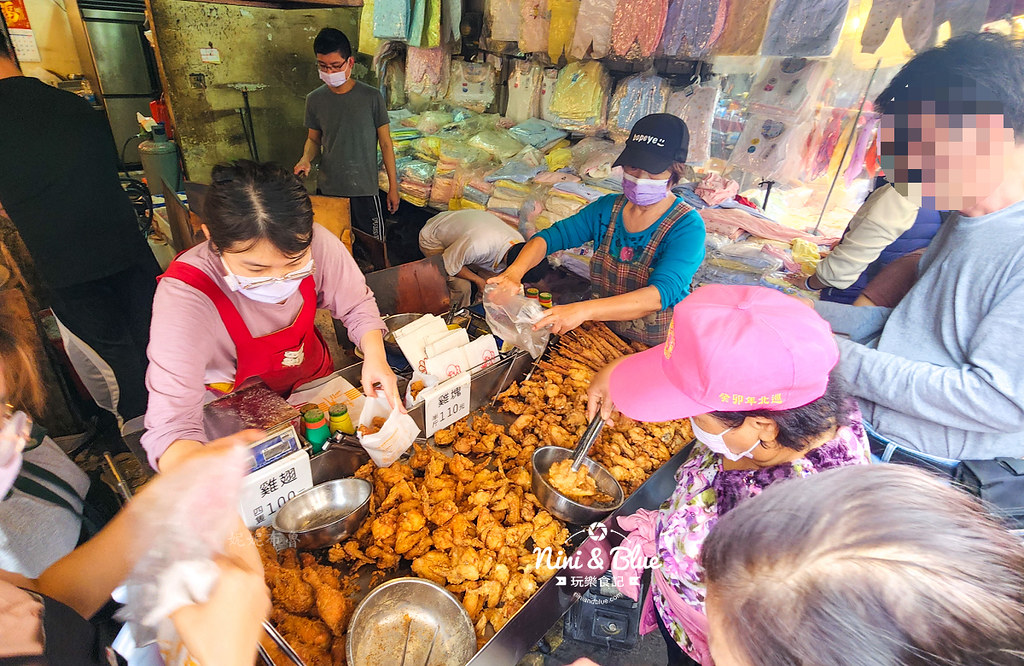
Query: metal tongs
xmin=570 ymin=414 xmax=606 ymax=472
xmin=258 ymin=621 xmax=307 ymax=666
xmin=399 ymin=619 xmax=440 ymax=666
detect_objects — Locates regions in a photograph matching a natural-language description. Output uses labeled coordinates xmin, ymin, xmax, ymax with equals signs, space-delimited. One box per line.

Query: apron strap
xmin=160 ymin=260 xmax=256 ymax=346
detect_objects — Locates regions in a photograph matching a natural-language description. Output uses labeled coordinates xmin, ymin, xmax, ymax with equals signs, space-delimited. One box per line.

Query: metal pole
xmin=813 ymin=59 xmax=881 ymax=235
xmin=241 ymin=89 xmax=260 ymax=161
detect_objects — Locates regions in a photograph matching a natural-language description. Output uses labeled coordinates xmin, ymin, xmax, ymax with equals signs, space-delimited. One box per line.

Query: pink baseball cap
xmin=609 ymin=285 xmax=839 ymax=422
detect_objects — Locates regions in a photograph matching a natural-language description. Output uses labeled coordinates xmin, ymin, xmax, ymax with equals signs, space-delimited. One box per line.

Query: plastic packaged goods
xmin=376 ymin=40 xmax=408 ymax=108
xmin=760 ymin=0 xmax=848 ymax=58
xmin=747 ymin=57 xmax=830 ymax=118
xmin=374 ymin=0 xmax=412 ymax=40
xmin=548 ymin=61 xmax=610 ymax=132
xmin=508 ymin=117 xmax=568 ymax=149
xmin=485 ymin=159 xmax=546 ymax=183
xmin=506 ymin=60 xmax=544 ymax=123
xmin=519 ymin=0 xmax=550 ymax=53
xmin=712 ymin=0 xmax=770 ymax=55
xmin=539 ymin=68 xmax=560 ymax=123
xmin=569 ymin=0 xmax=618 ymax=59
xmin=359 ymin=0 xmax=382 ymax=55
xmin=488 ymin=0 xmax=522 ymax=42
xmin=709 ymin=242 xmax=785 ymax=274
xmin=665 ymin=85 xmax=718 ymax=165
xmin=571 ymin=136 xmax=623 ymax=180
xmin=660 ymin=0 xmax=727 ymax=58
xmin=405 ymin=46 xmax=451 ymax=99
xmin=728 ymin=114 xmax=812 ymax=182
xmin=544 ymin=146 xmax=573 ymax=171
xmin=446 ymin=60 xmax=499 ymax=112
xmin=549 ymin=243 xmax=595 ymax=279
xmin=610 ymin=0 xmax=669 ymax=58
xmin=407 ymin=0 xmax=442 ymax=47
xmin=607 ymin=71 xmax=670 ymax=141
xmin=415 ymin=110 xmax=455 ymax=134
xmin=400 ymin=159 xmax=437 ymax=183
xmin=468 ymin=129 xmax=526 ymax=161
xmin=547 ymin=0 xmax=580 ymax=62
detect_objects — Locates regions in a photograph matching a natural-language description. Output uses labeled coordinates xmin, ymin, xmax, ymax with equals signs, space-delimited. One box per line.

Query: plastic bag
xmin=115 ymin=446 xmax=247 ymax=643
xmin=357 ymin=396 xmax=421 ymax=467
xmin=549 ymin=61 xmax=610 ymax=131
xmin=709 ymin=242 xmax=785 ymax=274
xmin=469 ymin=129 xmax=526 ymax=161
xmin=487 ymin=0 xmax=521 ymax=41
xmin=416 ymin=110 xmax=456 ymax=134
xmin=665 ymin=85 xmax=718 ymax=165
xmin=447 ymin=60 xmax=498 ymax=113
xmin=483 ymin=284 xmax=550 ymax=358
xmin=607 ymin=71 xmax=670 ymax=141
xmin=506 ymin=61 xmax=544 ymax=123
xmin=790 ymin=238 xmax=822 ymax=274
xmin=404 ymin=369 xmax=440 ymax=409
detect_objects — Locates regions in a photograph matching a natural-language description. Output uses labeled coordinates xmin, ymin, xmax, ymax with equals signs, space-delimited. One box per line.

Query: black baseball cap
xmin=613 ymin=114 xmax=690 ymax=174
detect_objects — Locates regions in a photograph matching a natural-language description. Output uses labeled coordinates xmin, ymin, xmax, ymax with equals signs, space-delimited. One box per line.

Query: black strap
xmin=12 ymin=475 xmax=83 ymax=519
xmin=20 ymin=460 xmax=85 ymax=504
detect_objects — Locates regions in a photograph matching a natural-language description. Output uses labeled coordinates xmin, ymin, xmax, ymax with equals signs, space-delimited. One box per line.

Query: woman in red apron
xmin=489 ymin=114 xmax=706 ymax=346
xmin=142 ymin=161 xmax=397 ymax=471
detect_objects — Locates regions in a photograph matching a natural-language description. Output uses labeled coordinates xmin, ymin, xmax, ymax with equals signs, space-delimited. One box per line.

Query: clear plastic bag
xmin=416 ymin=110 xmax=456 ymax=134
xmin=569 ymin=0 xmax=618 ymax=58
xmin=483 ymin=284 xmax=551 ymax=358
xmin=487 ymin=0 xmax=522 ymax=42
xmin=447 ymin=60 xmax=499 ymax=113
xmin=607 ymin=71 xmax=670 ymax=141
xmin=506 ymin=61 xmax=544 ymax=123
xmin=710 ymin=242 xmax=785 ymax=274
xmin=666 ymin=85 xmax=718 ymax=165
xmin=549 ymin=61 xmax=610 ymax=132
xmin=469 ymin=129 xmax=526 ymax=161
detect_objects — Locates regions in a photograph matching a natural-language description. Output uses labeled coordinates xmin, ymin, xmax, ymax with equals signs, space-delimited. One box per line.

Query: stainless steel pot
xmin=272 ymin=478 xmax=371 ymax=550
xmin=531 ymin=446 xmax=625 ymax=525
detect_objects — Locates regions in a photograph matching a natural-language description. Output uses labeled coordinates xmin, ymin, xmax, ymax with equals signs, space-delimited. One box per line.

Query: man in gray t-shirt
xmin=295 ymin=28 xmax=398 ymax=240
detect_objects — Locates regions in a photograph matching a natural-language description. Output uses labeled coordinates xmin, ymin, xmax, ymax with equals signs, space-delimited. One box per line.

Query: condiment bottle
xmin=303 ymin=408 xmax=331 ymax=453
xmin=526 ymin=287 xmax=540 ymax=301
xmin=328 ymin=403 xmax=355 ymax=436
xmin=539 ymin=292 xmax=553 ymax=308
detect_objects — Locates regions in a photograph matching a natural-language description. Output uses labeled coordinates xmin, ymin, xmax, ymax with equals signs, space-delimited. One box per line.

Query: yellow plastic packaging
xmin=791 ymin=238 xmax=822 ymax=274
xmin=359 ymin=0 xmax=381 ymax=55
xmin=545 ymin=147 xmax=573 ymax=171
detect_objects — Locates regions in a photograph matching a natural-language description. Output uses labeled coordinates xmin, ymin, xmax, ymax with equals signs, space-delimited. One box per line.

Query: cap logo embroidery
xmin=719 ymin=392 xmax=783 ymax=406
xmin=663 ymin=321 xmax=676 ymax=359
xmin=631 ymin=134 xmax=666 ymax=147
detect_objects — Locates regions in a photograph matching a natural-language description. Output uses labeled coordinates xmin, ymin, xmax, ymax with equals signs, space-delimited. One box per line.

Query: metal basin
xmin=347 ymin=577 xmax=477 ymax=666
xmin=531 ymin=446 xmax=625 ymax=525
xmin=272 ymin=478 xmax=371 ymax=550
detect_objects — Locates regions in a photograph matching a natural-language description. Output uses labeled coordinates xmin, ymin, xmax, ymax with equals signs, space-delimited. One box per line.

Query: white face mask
xmin=690 ymin=417 xmax=760 ymax=462
xmin=221 ymin=257 xmax=314 ymax=304
xmin=319 ymin=68 xmax=348 ymax=88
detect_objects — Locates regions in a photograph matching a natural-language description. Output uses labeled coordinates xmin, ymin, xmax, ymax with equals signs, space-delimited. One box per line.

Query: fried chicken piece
xmin=254 ymin=527 xmax=279 ymax=568
xmin=405 ymin=531 xmax=434 ymax=559
xmin=375 ymin=463 xmax=415 ymax=488
xmin=412 ymin=550 xmax=451 ymax=585
xmin=471 ymin=433 xmax=498 ymax=455
xmin=380 ymin=479 xmax=416 ymax=510
xmin=301 ymin=567 xmax=354 ymax=635
xmin=429 ymin=499 xmax=459 ymax=526
xmin=447 ymin=545 xmax=483 ymax=584
xmin=280 ymin=548 xmax=301 ymax=570
xmin=396 ymin=527 xmax=429 ymax=555
xmin=407 ymin=443 xmax=434 ymax=470
xmin=453 ymin=434 xmax=478 ymax=455
xmin=371 ymin=511 xmax=398 ymax=544
xmin=331 ymin=636 xmax=346 ymax=666
xmin=272 ymin=609 xmax=331 ymax=650
xmin=509 ymin=414 xmax=537 ymax=438
xmin=269 ymin=567 xmax=315 ymax=615
xmin=546 ymin=458 xmax=615 ymax=506
xmin=366 ymin=544 xmax=400 ymax=569
xmin=447 ymin=454 xmax=478 ymax=483
xmin=282 ymin=636 xmax=332 ymax=666
xmin=506 ymin=466 xmax=532 ymax=490
xmin=433 ymin=425 xmax=457 ymax=446
xmin=329 ymin=540 xmax=375 ymax=568
xmin=410 ymin=380 xmax=426 ymax=401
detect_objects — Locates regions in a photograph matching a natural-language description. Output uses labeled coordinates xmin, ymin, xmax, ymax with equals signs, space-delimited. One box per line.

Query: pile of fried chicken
xmin=255 ymin=527 xmax=356 ymax=665
xmin=326 ymin=447 xmax=568 ymax=646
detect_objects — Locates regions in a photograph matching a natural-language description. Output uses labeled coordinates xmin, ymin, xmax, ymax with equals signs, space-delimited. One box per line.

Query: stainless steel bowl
xmin=347 ymin=577 xmax=477 ymax=666
xmin=532 ymin=446 xmax=625 ymax=525
xmin=272 ymin=478 xmax=371 ymax=550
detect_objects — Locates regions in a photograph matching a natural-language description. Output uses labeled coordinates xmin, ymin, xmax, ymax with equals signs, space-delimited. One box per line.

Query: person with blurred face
xmin=814 ymin=32 xmax=1024 ymax=461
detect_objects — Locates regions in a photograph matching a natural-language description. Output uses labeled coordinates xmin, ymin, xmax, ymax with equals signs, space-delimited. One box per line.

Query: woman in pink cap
xmin=587 ymin=284 xmax=869 ymax=666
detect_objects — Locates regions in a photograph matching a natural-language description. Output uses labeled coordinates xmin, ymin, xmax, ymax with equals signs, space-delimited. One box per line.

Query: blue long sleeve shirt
xmin=536 ymin=194 xmax=706 ymax=309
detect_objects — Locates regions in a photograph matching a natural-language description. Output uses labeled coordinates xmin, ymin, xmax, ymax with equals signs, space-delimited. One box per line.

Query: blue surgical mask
xmin=622 ymin=173 xmax=670 ymax=206
xmin=690 ymin=417 xmax=760 ymax=462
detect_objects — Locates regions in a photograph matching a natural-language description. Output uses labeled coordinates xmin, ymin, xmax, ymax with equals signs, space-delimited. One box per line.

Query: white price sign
xmin=423 ymin=371 xmax=471 ymax=437
xmin=238 ymin=449 xmax=313 ymax=530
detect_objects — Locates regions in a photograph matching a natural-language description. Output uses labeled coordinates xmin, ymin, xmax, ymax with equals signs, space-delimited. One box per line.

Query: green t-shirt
xmin=304 ymin=81 xmax=389 ymax=197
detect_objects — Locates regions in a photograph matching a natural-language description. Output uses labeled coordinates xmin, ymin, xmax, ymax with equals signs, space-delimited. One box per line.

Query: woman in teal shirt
xmin=490 ymin=114 xmax=705 ymax=346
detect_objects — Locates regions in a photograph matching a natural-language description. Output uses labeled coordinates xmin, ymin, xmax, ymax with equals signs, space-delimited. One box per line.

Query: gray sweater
xmin=833 ymin=199 xmax=1024 ymax=460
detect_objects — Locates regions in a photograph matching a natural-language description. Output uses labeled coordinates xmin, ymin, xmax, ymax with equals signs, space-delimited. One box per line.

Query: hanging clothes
xmin=488 ymin=0 xmax=522 ymax=41
xmin=539 ymin=67 xmax=561 ymax=123
xmin=760 ymin=0 xmax=848 ymax=57
xmin=861 ymin=0 xmax=989 ymax=54
xmin=506 ymin=60 xmax=544 ymax=123
xmin=547 ymin=0 xmax=581 ymax=62
xmin=374 ymin=0 xmax=412 ymax=40
xmin=660 ymin=0 xmax=727 ymax=58
xmin=747 ymin=57 xmax=830 ymax=118
xmin=665 ymin=85 xmax=718 ymax=166
xmin=712 ymin=0 xmax=771 ymax=55
xmin=441 ymin=0 xmax=462 ymax=44
xmin=844 ymin=115 xmax=880 ymax=187
xmin=569 ymin=0 xmax=619 ymax=59
xmin=446 ymin=59 xmax=498 ymax=112
xmin=405 ymin=46 xmax=450 ymax=99
xmin=407 ymin=0 xmax=441 ymax=47
xmin=808 ymin=108 xmax=846 ymax=181
xmin=610 ymin=0 xmax=669 ymax=58
xmin=608 ymin=72 xmax=670 ymax=141
xmin=359 ymin=0 xmax=381 ymax=55
xmin=519 ymin=0 xmax=551 ymax=53
xmin=548 ymin=60 xmax=609 ymax=132
xmin=729 ymin=114 xmax=812 ymax=182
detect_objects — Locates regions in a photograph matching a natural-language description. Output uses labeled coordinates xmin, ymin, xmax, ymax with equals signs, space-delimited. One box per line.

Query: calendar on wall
xmin=1 ymin=0 xmax=40 ymax=62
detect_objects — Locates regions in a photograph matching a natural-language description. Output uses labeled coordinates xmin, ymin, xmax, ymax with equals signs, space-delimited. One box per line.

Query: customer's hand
xmin=171 ymin=554 xmax=270 ymax=666
xmin=387 ymin=187 xmax=400 ymax=214
xmin=486 ymin=272 xmax=522 ymax=300
xmin=293 ymin=159 xmax=312 ymax=178
xmin=533 ymin=302 xmax=591 ymax=336
xmin=587 ymin=357 xmax=625 ymax=425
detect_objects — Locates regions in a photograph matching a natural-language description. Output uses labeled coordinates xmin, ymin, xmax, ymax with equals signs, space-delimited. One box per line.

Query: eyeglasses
xmin=237 ymin=259 xmax=316 ymax=290
xmin=316 ymin=62 xmax=349 ymax=73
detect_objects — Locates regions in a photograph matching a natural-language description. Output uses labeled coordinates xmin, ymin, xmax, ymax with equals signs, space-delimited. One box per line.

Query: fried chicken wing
xmin=272 ymin=609 xmax=331 ymax=650
xmin=301 ymin=567 xmax=354 ymax=635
